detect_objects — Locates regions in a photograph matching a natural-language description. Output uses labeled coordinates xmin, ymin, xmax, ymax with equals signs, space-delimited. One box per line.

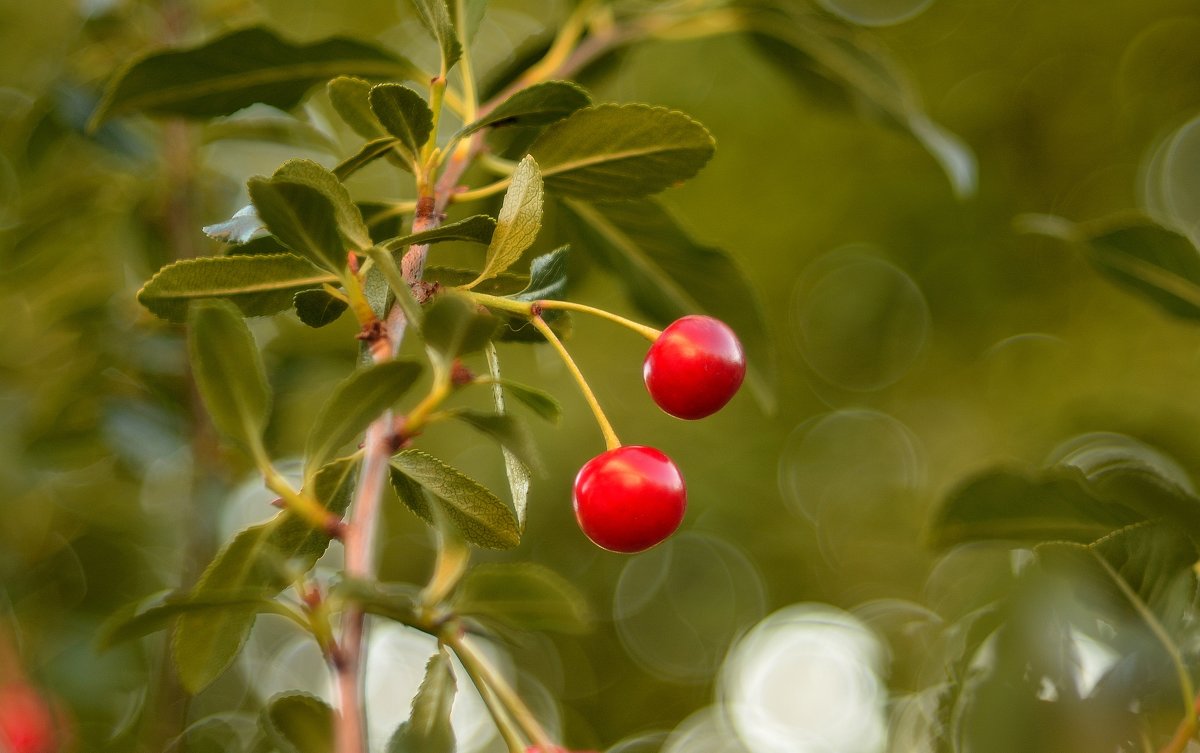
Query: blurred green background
xmin=4 ymin=0 xmax=1200 ymax=750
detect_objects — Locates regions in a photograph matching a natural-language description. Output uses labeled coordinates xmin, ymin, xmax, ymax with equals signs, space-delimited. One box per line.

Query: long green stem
xmin=447 ymin=633 xmax=555 ymax=751
xmin=465 ymin=291 xmax=662 ymax=342
xmin=530 ymin=316 xmax=621 ymax=451
xmin=450 ymin=176 xmax=511 ymax=204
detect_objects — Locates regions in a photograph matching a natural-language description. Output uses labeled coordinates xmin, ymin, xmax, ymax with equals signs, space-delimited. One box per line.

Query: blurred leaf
xmin=508 ymin=246 xmax=569 ymax=302
xmin=472 ymin=155 xmax=543 ymax=286
xmin=455 ymin=562 xmax=592 ymax=634
xmin=328 ymin=76 xmax=387 ymax=139
xmin=425 ymin=267 xmax=526 ymax=294
xmin=97 ymin=589 xmax=280 ymax=649
xmin=248 ymin=178 xmax=345 ymax=272
xmin=260 ymin=692 xmax=334 ymax=753
xmin=334 ymin=578 xmax=421 ymax=625
xmin=407 ymin=0 xmax=463 ymax=71
xmin=384 ymin=215 xmax=497 ymax=251
xmin=485 ymin=344 xmax=530 ymax=532
xmin=202 ymin=109 xmax=338 ymax=154
xmin=495 ymin=379 xmax=561 ymax=424
xmin=528 ymin=104 xmax=714 ymax=199
xmin=930 ymin=467 xmax=1145 ymax=550
xmin=306 ymin=360 xmax=423 ymax=477
xmin=335 ymin=136 xmax=404 ymax=180
xmin=272 ymin=159 xmax=372 ymax=250
xmin=454 ymin=80 xmax=591 ymax=140
xmin=293 ymin=289 xmax=349 ymax=327
xmin=174 ymin=457 xmax=357 ymax=693
xmin=1085 ymin=220 xmax=1200 ymax=321
xmin=91 ymin=27 xmax=421 ymax=127
xmin=450 ymin=409 xmax=543 ymax=475
xmin=386 ymin=649 xmax=457 ymax=753
xmin=138 ymin=254 xmax=335 ymax=322
xmin=558 ymin=198 xmax=776 ymax=410
xmin=369 ymin=84 xmax=434 ymax=164
xmin=449 ymin=0 xmax=488 ymax=42
xmin=204 ymin=204 xmax=266 ymax=244
xmin=743 ymin=4 xmax=976 ymax=197
xmin=187 ymin=300 xmax=271 ymax=452
xmin=423 ymin=293 xmax=501 ymax=365
xmin=390 ymin=450 xmax=520 ymax=549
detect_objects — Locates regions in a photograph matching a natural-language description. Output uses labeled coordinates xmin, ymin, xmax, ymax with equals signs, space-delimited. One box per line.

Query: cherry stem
xmin=447 ymin=632 xmax=556 ymax=751
xmin=536 ymin=299 xmax=661 ymax=341
xmin=529 ymin=315 xmax=622 ymax=451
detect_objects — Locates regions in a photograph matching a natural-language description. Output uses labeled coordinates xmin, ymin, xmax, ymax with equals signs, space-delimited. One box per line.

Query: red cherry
xmin=643 ymin=315 xmax=745 ymax=420
xmin=572 ymin=446 xmax=686 ymax=553
xmin=0 ymin=683 xmax=58 ymax=753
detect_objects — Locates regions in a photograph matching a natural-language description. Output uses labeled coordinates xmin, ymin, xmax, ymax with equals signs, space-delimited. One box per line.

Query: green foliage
xmin=369 ymin=84 xmax=435 ymax=167
xmin=450 ymin=410 xmax=543 ymax=475
xmin=328 ymin=76 xmax=389 ymax=140
xmin=509 ymin=247 xmax=569 ymax=303
xmin=294 ymin=288 xmax=350 ymax=327
xmin=91 ymin=27 xmax=420 ymax=127
xmin=455 ymin=562 xmax=592 ymax=634
xmin=384 ymin=215 xmax=497 ymax=250
xmin=454 ymin=80 xmax=591 ymax=140
xmin=385 ymin=649 xmax=457 ymax=753
xmin=422 ymin=293 xmax=502 ymax=366
xmin=407 ymin=0 xmax=463 ymax=72
xmin=1087 ymin=221 xmax=1200 ymax=320
xmin=248 ymin=179 xmax=347 ymax=273
xmin=472 ymin=155 xmax=544 ymax=286
xmin=390 ymin=450 xmax=520 ymax=549
xmin=261 ymin=692 xmax=335 ymax=753
xmin=187 ymin=300 xmax=271 ymax=454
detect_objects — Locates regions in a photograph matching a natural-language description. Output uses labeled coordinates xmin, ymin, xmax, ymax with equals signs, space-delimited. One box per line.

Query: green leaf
xmin=558 ymin=198 xmax=776 ymax=411
xmin=187 ymin=300 xmax=271 ymax=452
xmin=91 ymin=26 xmax=422 ymax=128
xmin=1084 ymin=220 xmax=1200 ymax=321
xmin=449 ymin=0 xmax=488 ymax=42
xmin=272 ymin=160 xmax=372 ymax=250
xmin=248 ymin=178 xmax=345 ymax=273
xmin=138 ymin=254 xmax=336 ymax=322
xmin=929 ymin=466 xmax=1145 ymax=550
xmin=334 ymin=577 xmax=421 ymax=625
xmin=407 ymin=0 xmax=463 ymax=72
xmin=496 ymin=380 xmax=561 ymax=424
xmin=451 ymin=410 xmax=543 ymax=475
xmin=424 ymin=267 xmax=527 ymax=295
xmin=226 ymin=235 xmax=289 ymax=257
xmin=455 ymin=562 xmax=592 ymax=634
xmin=471 ymin=155 xmax=543 ymax=285
xmin=386 ymin=649 xmax=457 ymax=753
xmin=97 ymin=589 xmax=281 ymax=650
xmin=384 ymin=214 xmax=497 ymax=251
xmin=334 ymin=136 xmax=404 ymax=180
xmin=390 ymin=450 xmax=520 ymax=549
xmin=202 ymin=108 xmax=339 ymax=154
xmin=260 ymin=692 xmax=334 ymax=753
xmin=305 ymin=360 xmax=423 ymax=478
xmin=509 ymin=246 xmax=568 ymax=302
xmin=327 ymin=76 xmax=387 ymax=140
xmin=173 ymin=457 xmax=357 ymax=693
xmin=423 ymin=293 xmax=501 ymax=365
xmin=744 ymin=6 xmax=976 ymax=197
xmin=454 ymin=80 xmax=591 ymax=140
xmin=528 ymin=104 xmax=715 ymax=199
xmin=369 ymin=84 xmax=434 ymax=164
xmin=293 ymin=289 xmax=349 ymax=328
xmin=485 ymin=345 xmax=530 ymax=532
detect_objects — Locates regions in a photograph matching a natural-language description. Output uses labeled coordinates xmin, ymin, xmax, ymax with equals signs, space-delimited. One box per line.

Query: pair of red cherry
xmin=572 ymin=316 xmax=745 ymax=553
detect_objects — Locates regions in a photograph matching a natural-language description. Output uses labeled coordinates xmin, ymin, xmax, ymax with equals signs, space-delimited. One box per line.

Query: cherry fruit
xmin=572 ymin=446 xmax=686 ymax=553
xmin=0 ymin=683 xmax=58 ymax=753
xmin=643 ymin=315 xmax=745 ymax=420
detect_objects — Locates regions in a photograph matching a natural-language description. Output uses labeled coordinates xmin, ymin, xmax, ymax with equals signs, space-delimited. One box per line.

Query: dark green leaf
xmin=261 ymin=692 xmax=334 ymax=753
xmin=423 ymin=292 xmax=501 ymax=365
xmin=173 ymin=457 xmax=357 ymax=693
xmin=386 ymin=649 xmax=456 ymax=753
xmin=451 ymin=410 xmax=543 ymax=475
xmin=558 ymin=198 xmax=775 ymax=410
xmin=306 ymin=360 xmax=423 ymax=478
xmin=293 ymin=289 xmax=349 ymax=328
xmin=929 ymin=466 xmax=1145 ymax=550
xmin=97 ymin=589 xmax=280 ymax=650
xmin=407 ymin=0 xmax=463 ymax=71
xmin=226 ymin=235 xmax=289 ymax=256
xmin=384 ymin=214 xmax=497 ymax=251
xmin=455 ymin=562 xmax=592 ymax=634
xmin=202 ymin=108 xmax=339 ymax=154
xmin=187 ymin=300 xmax=271 ymax=452
xmin=390 ymin=450 xmax=520 ymax=549
xmin=138 ymin=254 xmax=335 ymax=322
xmin=248 ymin=178 xmax=345 ymax=272
xmin=1085 ymin=220 xmax=1200 ymax=321
xmin=327 ymin=76 xmax=387 ymax=139
xmin=334 ymin=577 xmax=421 ymax=626
xmin=369 ymin=84 xmax=434 ymax=163
xmin=272 ymin=159 xmax=372 ymax=250
xmin=509 ymin=246 xmax=568 ymax=302
xmin=334 ymin=136 xmax=404 ymax=180
xmin=497 ymin=380 xmax=561 ymax=424
xmin=424 ymin=267 xmax=527 ymax=294
xmin=484 ymin=345 xmax=530 ymax=531
xmin=454 ymin=80 xmax=590 ymax=140
xmin=91 ymin=26 xmax=422 ymax=127
xmin=529 ymin=104 xmax=715 ymax=199
xmin=472 ymin=155 xmax=543 ymax=285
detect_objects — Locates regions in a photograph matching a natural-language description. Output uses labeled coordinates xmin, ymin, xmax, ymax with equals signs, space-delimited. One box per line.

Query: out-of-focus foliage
xmin=6 ymin=0 xmax=1200 ymax=752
